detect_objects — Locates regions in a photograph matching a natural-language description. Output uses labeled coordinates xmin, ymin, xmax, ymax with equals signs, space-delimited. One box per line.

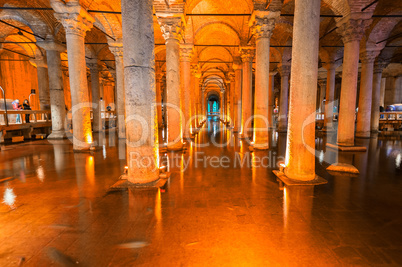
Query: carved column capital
xmin=240 ymin=47 xmax=255 ymax=63
xmin=180 ymin=44 xmax=193 ymax=62
xmin=318 ymin=79 xmax=327 ymax=88
xmin=278 ymin=63 xmax=291 ymax=77
xmin=249 ymin=10 xmax=279 ymax=40
xmin=374 ymin=62 xmax=388 ymax=74
xmin=157 ymin=16 xmax=184 ymax=42
xmin=336 ymin=14 xmax=372 ymax=44
xmin=360 ymin=49 xmax=380 ymax=64
xmin=109 ymin=45 xmax=124 ymax=63
xmin=191 ymin=64 xmax=201 ymax=78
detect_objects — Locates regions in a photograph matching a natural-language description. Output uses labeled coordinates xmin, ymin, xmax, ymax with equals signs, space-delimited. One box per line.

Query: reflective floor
xmin=0 ymin=119 xmax=401 ymax=266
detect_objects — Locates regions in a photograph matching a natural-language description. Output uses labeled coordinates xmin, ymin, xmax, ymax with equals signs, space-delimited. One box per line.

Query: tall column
xmin=221 ymin=89 xmax=225 ymax=120
xmin=158 ymin=16 xmax=184 ymax=150
xmin=278 ymin=63 xmax=290 ymax=132
xmin=391 ymin=76 xmax=402 ymax=103
xmin=240 ymin=47 xmax=254 ymax=139
xmin=87 ymin=60 xmax=102 ymax=133
xmin=201 ymin=87 xmax=206 ymax=121
xmin=380 ymin=77 xmax=386 ymax=107
xmin=37 ymin=39 xmax=67 ymax=139
xmin=180 ymin=44 xmax=193 ymax=140
xmin=250 ymin=10 xmax=277 ymax=149
xmin=322 ymin=62 xmax=337 ymax=131
xmin=371 ymin=62 xmax=387 ymax=133
xmin=318 ymin=79 xmax=326 ymax=113
xmin=268 ymin=72 xmax=277 ymax=129
xmin=155 ymin=72 xmax=164 ymax=128
xmin=191 ymin=64 xmax=200 ymax=131
xmin=233 ymin=62 xmax=242 ymax=132
xmin=356 ymin=50 xmax=378 ymax=138
xmin=283 ymin=0 xmax=321 ymax=181
xmin=229 ymin=72 xmax=235 ymax=126
xmin=109 ymin=43 xmax=125 ymax=139
xmin=52 ymin=0 xmax=95 ymax=151
xmin=336 ymin=15 xmax=371 ymax=146
xmin=31 ymin=56 xmax=50 ymax=110
xmin=121 ymin=0 xmax=159 ymax=184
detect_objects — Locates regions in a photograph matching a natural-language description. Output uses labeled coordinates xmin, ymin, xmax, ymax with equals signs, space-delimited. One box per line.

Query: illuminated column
xmin=318 ymin=79 xmax=326 ymax=113
xmin=158 ymin=16 xmax=184 ymax=150
xmin=201 ymin=86 xmax=206 ymax=120
xmin=190 ymin=64 xmax=200 ymax=131
xmin=121 ymin=0 xmax=159 ymax=184
xmin=391 ymin=76 xmax=402 ymax=103
xmin=240 ymin=47 xmax=254 ymax=139
xmin=322 ymin=62 xmax=337 ymax=131
xmin=278 ymin=63 xmax=290 ymax=132
xmin=109 ymin=43 xmax=125 ymax=139
xmin=336 ymin=15 xmax=371 ymax=146
xmin=31 ymin=56 xmax=50 ymax=110
xmin=87 ymin=60 xmax=102 ymax=133
xmin=155 ymin=72 xmax=164 ymax=128
xmin=268 ymin=72 xmax=277 ymax=129
xmin=380 ymin=77 xmax=386 ymax=107
xmin=37 ymin=40 xmax=67 ymax=139
xmin=284 ymin=0 xmax=321 ymax=181
xmin=233 ymin=62 xmax=242 ymax=132
xmin=250 ymin=10 xmax=277 ymax=149
xmin=180 ymin=44 xmax=193 ymax=140
xmin=52 ymin=0 xmax=94 ymax=150
xmin=229 ymin=72 xmax=235 ymax=126
xmin=371 ymin=62 xmax=387 ymax=133
xmin=221 ymin=89 xmax=225 ymax=120
xmin=356 ymin=49 xmax=378 ymax=138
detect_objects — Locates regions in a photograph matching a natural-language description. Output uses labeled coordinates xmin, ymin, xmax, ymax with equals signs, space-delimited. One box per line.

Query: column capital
xmin=109 ymin=40 xmax=124 ymax=62
xmin=278 ymin=63 xmax=291 ymax=77
xmin=229 ymin=72 xmax=236 ymax=82
xmin=269 ymin=71 xmax=277 ymax=76
xmin=180 ymin=44 xmax=193 ymax=62
xmin=157 ymin=16 xmax=185 ymax=42
xmin=191 ymin=64 xmax=201 ymax=78
xmin=240 ymin=47 xmax=255 ymax=63
xmin=30 ymin=56 xmax=48 ymax=68
xmin=318 ymin=79 xmax=327 ymax=88
xmin=51 ymin=0 xmax=95 ymax=38
xmin=359 ymin=49 xmax=380 ymax=64
xmin=86 ymin=59 xmax=99 ymax=72
xmin=249 ymin=10 xmax=279 ymax=40
xmin=36 ymin=37 xmax=66 ymax=52
xmin=374 ymin=62 xmax=388 ymax=74
xmin=323 ymin=60 xmax=342 ymax=71
xmin=156 ymin=72 xmax=164 ymax=82
xmin=336 ymin=13 xmax=372 ymax=44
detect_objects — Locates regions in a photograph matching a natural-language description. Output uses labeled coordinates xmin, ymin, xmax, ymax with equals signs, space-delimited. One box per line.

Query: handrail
xmin=379 ymin=112 xmax=402 ymax=121
xmin=0 ymin=110 xmax=51 ymax=125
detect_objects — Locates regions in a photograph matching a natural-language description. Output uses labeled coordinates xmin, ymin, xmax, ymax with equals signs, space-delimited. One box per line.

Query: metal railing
xmin=0 ymin=110 xmax=51 ymax=126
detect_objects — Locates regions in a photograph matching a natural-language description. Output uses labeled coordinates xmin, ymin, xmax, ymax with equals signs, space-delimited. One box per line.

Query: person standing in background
xmin=23 ymin=99 xmax=31 ymax=123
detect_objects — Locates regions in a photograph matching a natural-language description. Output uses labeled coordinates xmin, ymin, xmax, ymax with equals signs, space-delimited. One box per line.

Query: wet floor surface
xmin=0 ymin=120 xmax=401 ymax=266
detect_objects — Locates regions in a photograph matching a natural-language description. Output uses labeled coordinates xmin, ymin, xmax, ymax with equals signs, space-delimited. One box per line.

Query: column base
xmin=273 ymin=170 xmax=327 ymax=186
xmin=249 ymin=143 xmax=269 ymax=151
xmin=355 ymin=132 xmax=371 ymax=139
xmin=320 ymin=127 xmax=336 ymax=133
xmin=326 ymin=163 xmax=359 ymax=175
xmin=109 ymin=173 xmax=168 ymax=190
xmin=47 ymin=131 xmax=67 ymax=139
xmin=167 ymin=142 xmax=186 ymax=151
xmin=326 ymin=143 xmax=367 ymax=152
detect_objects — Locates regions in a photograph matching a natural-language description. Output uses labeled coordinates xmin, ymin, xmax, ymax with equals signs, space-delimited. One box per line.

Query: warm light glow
xmin=2 ymin=187 xmax=16 ymax=208
xmin=86 ymin=156 xmax=95 ymax=185
xmin=36 ymin=165 xmax=45 ymax=182
xmin=86 ymin=133 xmax=93 ymax=144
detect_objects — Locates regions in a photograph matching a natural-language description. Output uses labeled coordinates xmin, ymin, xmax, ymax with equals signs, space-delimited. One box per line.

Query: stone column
xmin=336 ymin=15 xmax=371 ymax=146
xmin=278 ymin=63 xmax=290 ymax=132
xmin=109 ymin=43 xmax=125 ymax=139
xmin=250 ymin=10 xmax=277 ymax=149
xmin=229 ymin=73 xmax=235 ymax=126
xmin=322 ymin=62 xmax=337 ymax=131
xmin=392 ymin=76 xmax=402 ymax=103
xmin=37 ymin=39 xmax=67 ymax=139
xmin=31 ymin=56 xmax=50 ymax=110
xmin=371 ymin=62 xmax=387 ymax=133
xmin=269 ymin=72 xmax=277 ymax=129
xmin=87 ymin=60 xmax=102 ymax=133
xmin=356 ymin=50 xmax=378 ymax=138
xmin=121 ymin=0 xmax=159 ymax=184
xmin=155 ymin=72 xmax=164 ymax=128
xmin=190 ymin=64 xmax=200 ymax=131
xmin=318 ymin=79 xmax=326 ymax=113
xmin=201 ymin=86 xmax=206 ymax=120
xmin=52 ymin=0 xmax=95 ymax=151
xmin=158 ymin=16 xmax=184 ymax=150
xmin=240 ymin=47 xmax=254 ymax=139
xmin=233 ymin=62 xmax=242 ymax=132
xmin=380 ymin=77 xmax=386 ymax=107
xmin=180 ymin=44 xmax=193 ymax=140
xmin=283 ymin=0 xmax=321 ymax=181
